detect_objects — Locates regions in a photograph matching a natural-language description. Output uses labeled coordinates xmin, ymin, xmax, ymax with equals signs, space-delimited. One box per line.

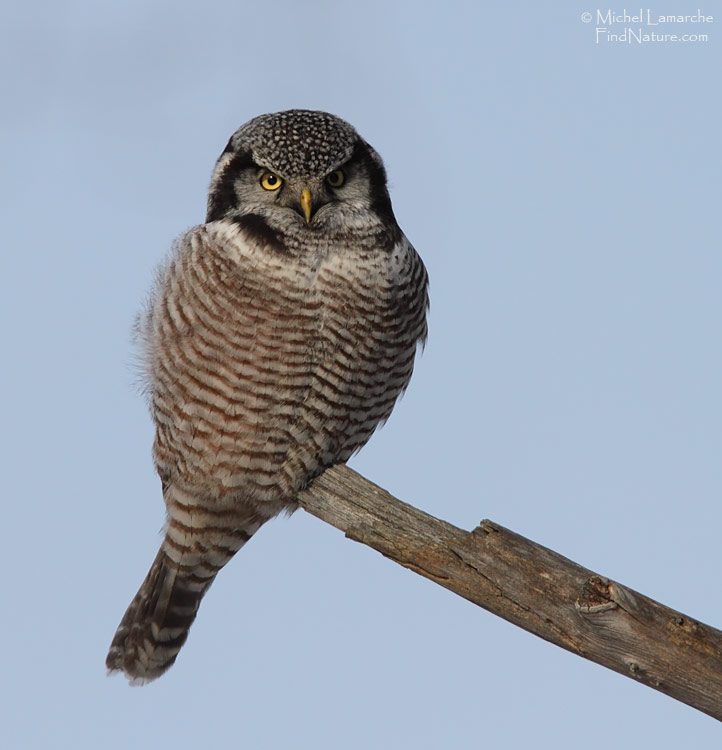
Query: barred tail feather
xmin=106 ymin=512 xmax=262 ymax=683
xmin=105 ymin=549 xmax=208 ymax=683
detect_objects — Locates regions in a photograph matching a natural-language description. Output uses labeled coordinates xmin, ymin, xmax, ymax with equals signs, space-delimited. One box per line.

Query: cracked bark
xmin=297 ymin=464 xmax=722 ymax=721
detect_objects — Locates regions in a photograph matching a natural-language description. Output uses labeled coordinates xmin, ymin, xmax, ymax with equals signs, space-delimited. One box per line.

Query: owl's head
xmin=206 ymin=110 xmax=399 ymax=241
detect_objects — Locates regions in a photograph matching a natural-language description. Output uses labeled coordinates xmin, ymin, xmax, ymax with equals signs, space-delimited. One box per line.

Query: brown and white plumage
xmin=106 ymin=110 xmax=428 ymax=683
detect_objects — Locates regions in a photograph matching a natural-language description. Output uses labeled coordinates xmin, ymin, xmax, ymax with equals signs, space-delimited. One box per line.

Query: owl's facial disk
xmin=256 ymin=171 xmax=334 ymax=224
xmin=265 ymin=171 xmax=352 ymax=226
xmin=207 ymin=155 xmax=378 ymax=230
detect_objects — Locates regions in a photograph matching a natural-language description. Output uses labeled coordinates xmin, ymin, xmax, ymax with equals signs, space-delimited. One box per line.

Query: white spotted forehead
xmin=230 ymin=110 xmax=358 ymax=178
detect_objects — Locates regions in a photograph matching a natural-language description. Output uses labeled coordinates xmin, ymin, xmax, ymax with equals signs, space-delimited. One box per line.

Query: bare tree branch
xmin=297 ymin=465 xmax=722 ymax=721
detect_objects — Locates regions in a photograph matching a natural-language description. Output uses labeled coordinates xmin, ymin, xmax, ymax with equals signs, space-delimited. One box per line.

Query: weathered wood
xmin=297 ymin=464 xmax=722 ymax=721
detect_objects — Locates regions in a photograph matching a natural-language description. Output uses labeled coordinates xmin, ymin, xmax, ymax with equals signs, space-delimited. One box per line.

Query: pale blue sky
xmin=2 ymin=1 xmax=721 ymax=747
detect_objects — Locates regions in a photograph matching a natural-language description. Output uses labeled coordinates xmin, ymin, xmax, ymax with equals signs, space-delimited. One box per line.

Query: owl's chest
xmin=150 ymin=230 xmax=421 ymax=486
xmin=231 ymin=241 xmax=394 ymax=339
xmin=159 ymin=240 xmax=396 ymax=386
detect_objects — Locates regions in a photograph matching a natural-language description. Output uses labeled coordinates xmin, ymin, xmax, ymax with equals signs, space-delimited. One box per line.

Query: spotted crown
xmin=227 ymin=110 xmax=358 ymax=177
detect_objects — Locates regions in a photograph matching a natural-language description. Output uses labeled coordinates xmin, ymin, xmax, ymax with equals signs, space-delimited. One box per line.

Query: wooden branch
xmin=297 ymin=465 xmax=722 ymax=721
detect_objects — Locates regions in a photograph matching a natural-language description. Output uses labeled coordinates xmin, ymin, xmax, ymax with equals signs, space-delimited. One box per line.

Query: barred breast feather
xmin=149 ymin=219 xmax=427 ymax=502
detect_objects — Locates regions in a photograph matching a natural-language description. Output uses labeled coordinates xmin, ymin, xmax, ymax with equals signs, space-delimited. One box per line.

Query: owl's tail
xmin=106 ymin=501 xmax=266 ymax=684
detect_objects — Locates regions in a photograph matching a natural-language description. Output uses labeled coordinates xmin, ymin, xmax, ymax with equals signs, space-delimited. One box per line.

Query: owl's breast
xmin=304 ymin=236 xmax=428 ymax=460
xmin=148 ymin=222 xmax=427 ymax=504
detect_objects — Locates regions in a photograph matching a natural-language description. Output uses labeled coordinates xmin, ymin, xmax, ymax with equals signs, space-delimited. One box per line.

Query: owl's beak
xmin=300 ymin=189 xmax=313 ymax=223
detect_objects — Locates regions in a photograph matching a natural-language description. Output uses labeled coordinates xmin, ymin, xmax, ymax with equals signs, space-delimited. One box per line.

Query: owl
xmin=106 ymin=110 xmax=429 ymax=683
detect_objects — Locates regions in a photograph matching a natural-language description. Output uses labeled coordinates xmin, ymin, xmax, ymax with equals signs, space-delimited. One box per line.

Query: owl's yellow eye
xmin=325 ymin=170 xmax=345 ymax=188
xmin=260 ymin=172 xmax=283 ymax=191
